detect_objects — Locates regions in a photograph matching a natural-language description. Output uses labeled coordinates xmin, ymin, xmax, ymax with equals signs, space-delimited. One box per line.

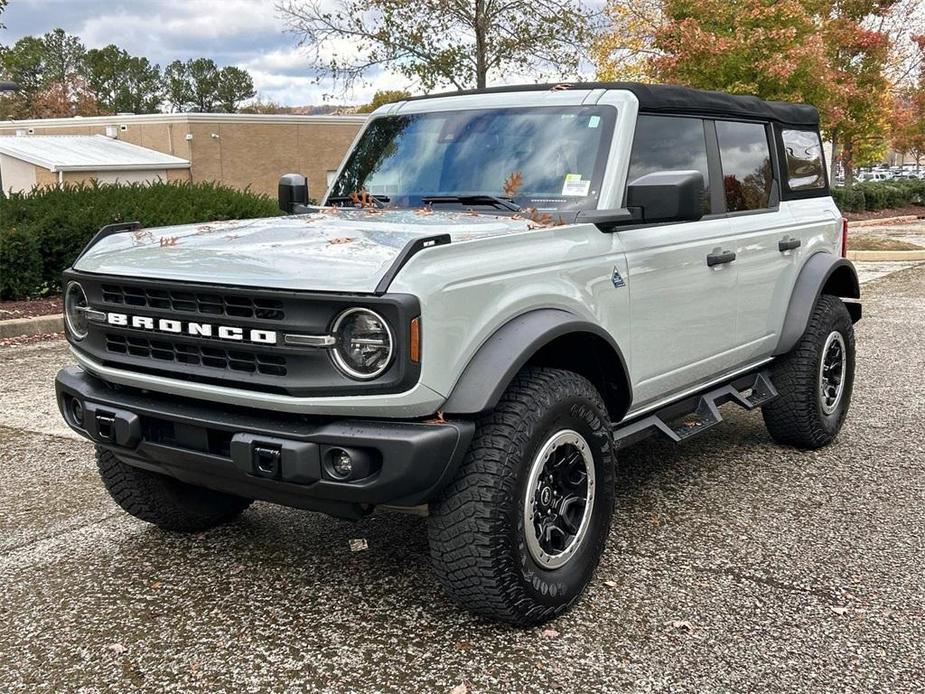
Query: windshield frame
xmin=325 ymin=104 xmax=618 ymax=214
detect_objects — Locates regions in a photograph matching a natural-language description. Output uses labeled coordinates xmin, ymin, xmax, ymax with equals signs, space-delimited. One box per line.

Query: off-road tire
xmin=97 ymin=448 xmax=253 ymax=531
xmin=763 ymin=294 xmax=855 ymax=449
xmin=427 ymin=367 xmax=616 ymax=626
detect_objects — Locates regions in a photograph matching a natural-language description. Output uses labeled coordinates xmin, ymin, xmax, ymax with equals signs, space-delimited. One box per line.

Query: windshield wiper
xmin=326 ymin=193 xmax=389 ymax=209
xmin=422 ymin=195 xmax=521 ymax=213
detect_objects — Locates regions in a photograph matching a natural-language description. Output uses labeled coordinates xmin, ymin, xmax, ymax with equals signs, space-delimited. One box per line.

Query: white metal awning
xmin=0 ymin=134 xmax=190 ymax=172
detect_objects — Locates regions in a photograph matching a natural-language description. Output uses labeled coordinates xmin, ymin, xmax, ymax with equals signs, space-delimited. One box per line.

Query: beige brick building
xmin=0 ymin=112 xmax=367 ymax=199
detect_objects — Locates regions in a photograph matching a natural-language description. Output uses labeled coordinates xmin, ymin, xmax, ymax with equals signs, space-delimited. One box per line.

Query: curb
xmin=0 ymin=313 xmax=63 ymax=339
xmin=847 ymin=249 xmax=925 ymax=262
xmin=849 ymin=215 xmax=922 ymax=228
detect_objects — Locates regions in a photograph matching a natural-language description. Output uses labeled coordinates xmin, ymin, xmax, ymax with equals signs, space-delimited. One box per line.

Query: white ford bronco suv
xmin=56 ymin=83 xmax=860 ymax=626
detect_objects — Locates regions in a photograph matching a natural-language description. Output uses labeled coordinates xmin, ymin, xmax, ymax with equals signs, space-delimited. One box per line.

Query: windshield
xmin=328 ymin=106 xmax=616 ymax=212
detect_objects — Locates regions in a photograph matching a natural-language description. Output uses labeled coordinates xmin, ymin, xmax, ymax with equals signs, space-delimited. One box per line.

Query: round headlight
xmin=64 ymin=281 xmax=90 ymax=340
xmin=331 ymin=308 xmax=394 ymax=380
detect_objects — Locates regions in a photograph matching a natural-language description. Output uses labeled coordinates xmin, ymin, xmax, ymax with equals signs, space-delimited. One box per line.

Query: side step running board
xmin=613 ymin=370 xmax=778 ymax=449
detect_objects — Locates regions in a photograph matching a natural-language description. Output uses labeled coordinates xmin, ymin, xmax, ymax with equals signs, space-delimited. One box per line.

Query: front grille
xmin=105 ymin=333 xmax=287 ymax=376
xmin=101 ymin=283 xmax=285 ymax=321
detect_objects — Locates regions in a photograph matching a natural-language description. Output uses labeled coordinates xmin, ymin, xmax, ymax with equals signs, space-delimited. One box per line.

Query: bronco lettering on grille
xmin=106 ymin=312 xmax=277 ymax=344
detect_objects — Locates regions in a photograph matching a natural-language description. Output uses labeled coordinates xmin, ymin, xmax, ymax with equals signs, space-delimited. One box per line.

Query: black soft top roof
xmin=406 ymin=82 xmax=820 ymax=128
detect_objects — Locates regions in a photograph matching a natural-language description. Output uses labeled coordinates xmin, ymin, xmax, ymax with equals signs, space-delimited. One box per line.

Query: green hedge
xmin=832 ymin=179 xmax=925 ymax=213
xmin=0 ymin=181 xmax=280 ymax=300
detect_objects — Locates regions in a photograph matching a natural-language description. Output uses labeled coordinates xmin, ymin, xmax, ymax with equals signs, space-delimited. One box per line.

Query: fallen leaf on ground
xmin=448 ymin=684 xmax=468 ymax=694
xmin=107 ymin=643 xmax=127 ymax=654
xmin=149 ymin=581 xmax=162 ymax=590
xmin=603 ymin=580 xmax=617 ymax=588
xmin=541 ymin=628 xmax=560 ymax=638
xmin=666 ymin=620 xmax=694 ymax=632
xmin=454 ymin=640 xmax=472 ymax=651
xmin=349 ymin=538 xmax=368 ymax=552
xmin=830 ymin=606 xmax=849 ymax=615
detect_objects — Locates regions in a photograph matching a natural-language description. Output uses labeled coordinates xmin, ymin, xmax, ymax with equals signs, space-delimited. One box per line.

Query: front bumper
xmin=56 ymin=367 xmax=474 ymax=519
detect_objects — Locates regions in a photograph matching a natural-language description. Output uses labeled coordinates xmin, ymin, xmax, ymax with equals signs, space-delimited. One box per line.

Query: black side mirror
xmin=278 ymin=173 xmax=308 ymax=214
xmin=626 ymin=170 xmax=704 ymax=223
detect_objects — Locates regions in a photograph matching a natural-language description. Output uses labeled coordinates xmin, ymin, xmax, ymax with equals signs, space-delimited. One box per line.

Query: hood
xmin=73 ymin=208 xmax=537 ymax=293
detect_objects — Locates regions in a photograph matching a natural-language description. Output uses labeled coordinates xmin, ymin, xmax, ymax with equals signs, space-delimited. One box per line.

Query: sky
xmin=0 ymin=0 xmax=415 ymax=106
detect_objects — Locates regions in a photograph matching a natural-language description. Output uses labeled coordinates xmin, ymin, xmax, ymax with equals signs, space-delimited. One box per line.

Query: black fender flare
xmin=775 ymin=253 xmax=861 ymax=356
xmin=442 ymin=308 xmax=632 ymax=415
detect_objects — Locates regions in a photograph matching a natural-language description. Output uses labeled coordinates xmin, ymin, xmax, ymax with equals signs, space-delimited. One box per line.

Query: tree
xmin=636 ymin=0 xmax=899 ymax=184
xmin=215 ymin=66 xmax=256 ymax=112
xmin=163 ymin=60 xmax=194 ymax=112
xmin=163 ymin=58 xmax=255 ymax=112
xmin=892 ymin=35 xmax=925 ymax=169
xmin=277 ymin=0 xmax=596 ymax=91
xmin=84 ymin=45 xmax=163 ymax=114
xmin=593 ymin=0 xmax=663 ymax=81
xmin=0 ymin=28 xmax=89 ymax=118
xmin=0 ymin=0 xmax=8 ymax=30
xmin=356 ymin=89 xmax=412 ymax=113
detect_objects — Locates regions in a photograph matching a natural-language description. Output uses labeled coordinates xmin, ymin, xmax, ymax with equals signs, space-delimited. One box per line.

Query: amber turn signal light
xmin=410 ymin=317 xmax=421 ymax=363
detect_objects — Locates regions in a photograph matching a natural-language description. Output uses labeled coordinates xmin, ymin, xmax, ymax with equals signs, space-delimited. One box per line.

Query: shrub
xmin=832 ymin=186 xmax=865 ymax=212
xmin=0 ymin=226 xmax=44 ymax=300
xmin=0 ymin=181 xmax=281 ymax=300
xmin=834 ymin=179 xmax=925 ymax=213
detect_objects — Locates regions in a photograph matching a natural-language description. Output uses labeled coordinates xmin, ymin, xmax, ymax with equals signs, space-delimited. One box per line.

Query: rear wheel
xmin=427 ymin=367 xmax=615 ymax=626
xmin=763 ymin=295 xmax=856 ymax=449
xmin=97 ymin=448 xmax=253 ymax=532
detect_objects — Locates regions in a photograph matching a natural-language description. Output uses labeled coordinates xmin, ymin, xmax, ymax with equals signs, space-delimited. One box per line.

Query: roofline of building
xmin=0 ymin=112 xmax=368 ymax=128
xmin=54 ymin=162 xmax=192 ymax=172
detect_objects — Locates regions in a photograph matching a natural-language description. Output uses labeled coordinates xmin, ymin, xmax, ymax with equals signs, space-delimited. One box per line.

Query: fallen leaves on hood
xmin=328 ymin=237 xmax=354 ymax=245
xmin=159 ymin=236 xmax=180 ymax=247
xmin=502 ymin=170 xmax=524 ymax=197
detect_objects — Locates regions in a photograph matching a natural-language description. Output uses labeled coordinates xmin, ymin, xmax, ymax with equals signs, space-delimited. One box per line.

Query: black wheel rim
xmin=819 ymin=330 xmax=846 ymax=415
xmin=523 ymin=430 xmax=595 ymax=569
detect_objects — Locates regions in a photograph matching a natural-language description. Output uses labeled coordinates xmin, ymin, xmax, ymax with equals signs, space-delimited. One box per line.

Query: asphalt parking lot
xmin=1 ymin=264 xmax=923 ymax=693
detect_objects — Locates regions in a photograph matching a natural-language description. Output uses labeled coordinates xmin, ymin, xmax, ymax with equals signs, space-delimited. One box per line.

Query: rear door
xmin=714 ymin=120 xmax=799 ymax=362
xmin=619 ymin=115 xmax=740 ymax=409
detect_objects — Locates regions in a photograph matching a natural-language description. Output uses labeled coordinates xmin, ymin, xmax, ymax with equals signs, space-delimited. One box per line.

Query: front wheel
xmin=763 ymin=294 xmax=856 ymax=449
xmin=427 ymin=367 xmax=615 ymax=626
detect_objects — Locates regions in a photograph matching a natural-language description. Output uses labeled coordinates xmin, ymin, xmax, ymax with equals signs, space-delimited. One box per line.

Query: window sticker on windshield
xmin=562 ymin=174 xmax=591 ymax=197
xmin=588 ymin=115 xmax=601 ymax=128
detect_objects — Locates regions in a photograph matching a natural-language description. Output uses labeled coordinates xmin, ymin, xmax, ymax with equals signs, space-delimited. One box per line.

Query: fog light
xmin=70 ymin=398 xmax=84 ymax=426
xmin=330 ymin=449 xmax=353 ymax=479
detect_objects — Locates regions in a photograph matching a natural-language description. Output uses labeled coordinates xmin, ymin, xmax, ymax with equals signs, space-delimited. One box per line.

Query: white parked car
xmin=57 ymin=82 xmax=861 ymax=625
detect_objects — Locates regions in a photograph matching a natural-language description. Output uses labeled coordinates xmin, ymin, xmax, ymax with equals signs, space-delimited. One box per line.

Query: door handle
xmin=778 ymin=237 xmax=801 ymax=252
xmin=706 ymin=250 xmax=736 ymax=267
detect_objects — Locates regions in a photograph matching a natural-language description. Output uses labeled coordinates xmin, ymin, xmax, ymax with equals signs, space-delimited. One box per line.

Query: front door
xmin=618 ymin=114 xmax=741 ymax=410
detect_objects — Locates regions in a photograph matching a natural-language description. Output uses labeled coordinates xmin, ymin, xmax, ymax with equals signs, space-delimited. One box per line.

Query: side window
xmin=627 ymin=115 xmax=711 ymax=213
xmin=781 ymin=129 xmax=825 ymax=190
xmin=716 ymin=121 xmax=773 ymax=212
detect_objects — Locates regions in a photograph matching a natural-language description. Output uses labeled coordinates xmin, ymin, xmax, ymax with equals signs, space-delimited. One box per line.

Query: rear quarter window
xmin=781 ymin=129 xmax=826 ymax=190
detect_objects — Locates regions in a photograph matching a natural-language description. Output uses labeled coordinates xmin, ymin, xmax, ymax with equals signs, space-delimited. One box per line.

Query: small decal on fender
xmin=611 ymin=267 xmax=626 ymax=288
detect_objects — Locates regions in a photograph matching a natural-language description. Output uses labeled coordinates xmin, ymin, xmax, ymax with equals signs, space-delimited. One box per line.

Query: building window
xmin=627 ymin=115 xmax=711 ymax=213
xmin=716 ymin=120 xmax=773 ymax=212
xmin=781 ymin=129 xmax=825 ymax=190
